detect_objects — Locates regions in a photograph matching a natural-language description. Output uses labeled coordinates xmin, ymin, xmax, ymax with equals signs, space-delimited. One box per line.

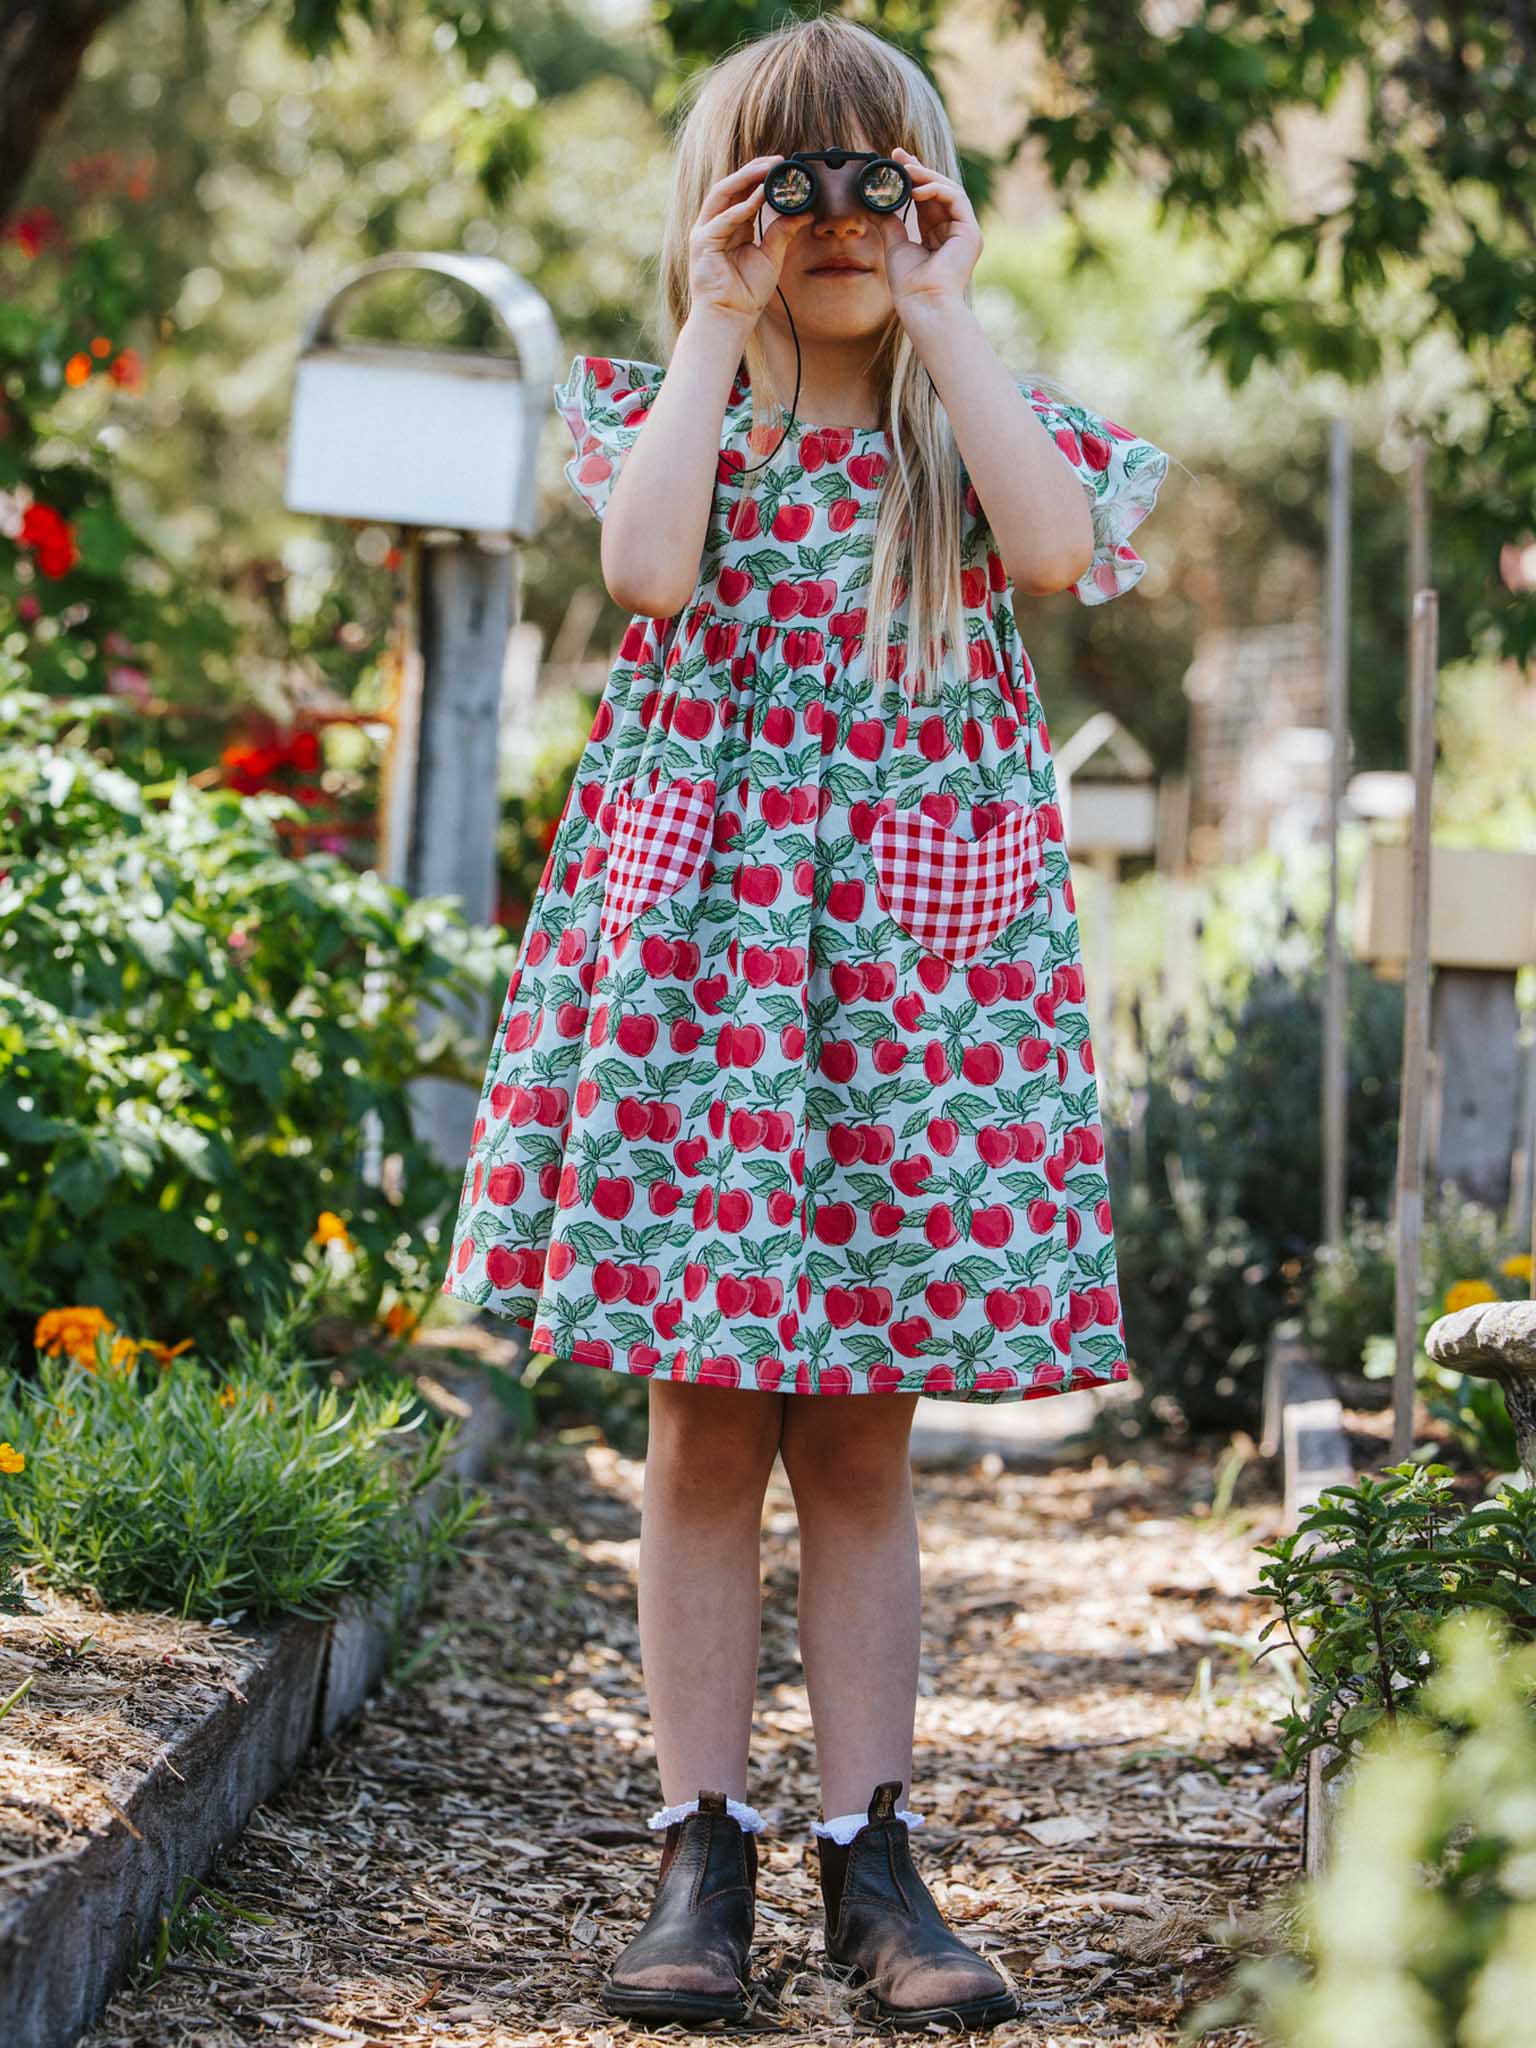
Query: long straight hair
xmin=656 ymin=16 xmax=1038 ymax=707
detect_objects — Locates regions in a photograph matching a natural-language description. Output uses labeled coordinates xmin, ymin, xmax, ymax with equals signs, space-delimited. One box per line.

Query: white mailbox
xmin=284 ymin=252 xmax=560 ymax=539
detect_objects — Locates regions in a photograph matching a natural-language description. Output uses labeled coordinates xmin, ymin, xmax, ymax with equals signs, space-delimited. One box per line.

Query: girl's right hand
xmin=689 ymin=155 xmax=811 ymax=323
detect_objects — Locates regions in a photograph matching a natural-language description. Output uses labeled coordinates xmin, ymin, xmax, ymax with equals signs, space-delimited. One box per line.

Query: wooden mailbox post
xmin=284 ymin=252 xmax=559 ymax=1171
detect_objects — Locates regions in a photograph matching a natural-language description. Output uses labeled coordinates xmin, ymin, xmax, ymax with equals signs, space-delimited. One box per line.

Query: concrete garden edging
xmin=1259 ymin=1320 xmax=1358 ymax=1875
xmin=0 ymin=1316 xmax=525 ymax=2048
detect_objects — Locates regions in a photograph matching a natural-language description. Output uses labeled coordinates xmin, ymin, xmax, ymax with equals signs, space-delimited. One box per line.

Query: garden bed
xmin=0 ymin=1319 xmax=523 ymax=2048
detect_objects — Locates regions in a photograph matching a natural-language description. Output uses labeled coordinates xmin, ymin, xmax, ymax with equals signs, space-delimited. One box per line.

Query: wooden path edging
xmin=0 ymin=1318 xmax=525 ymax=2048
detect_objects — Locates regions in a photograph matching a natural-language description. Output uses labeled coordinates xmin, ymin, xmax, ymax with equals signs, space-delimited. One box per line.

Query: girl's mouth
xmin=807 ymin=262 xmax=872 ymax=277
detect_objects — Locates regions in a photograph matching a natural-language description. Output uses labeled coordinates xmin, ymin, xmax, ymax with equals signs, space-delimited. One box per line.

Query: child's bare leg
xmin=777 ymin=1394 xmax=922 ymax=1817
xmin=638 ymin=1380 xmax=786 ymax=1805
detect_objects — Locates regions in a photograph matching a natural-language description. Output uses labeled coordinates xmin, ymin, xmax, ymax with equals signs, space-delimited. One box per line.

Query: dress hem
xmin=441 ymin=1281 xmax=1130 ymax=1406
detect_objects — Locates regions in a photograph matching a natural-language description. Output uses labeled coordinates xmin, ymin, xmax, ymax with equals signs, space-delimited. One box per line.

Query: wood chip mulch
xmin=79 ymin=1433 xmax=1297 ymax=2047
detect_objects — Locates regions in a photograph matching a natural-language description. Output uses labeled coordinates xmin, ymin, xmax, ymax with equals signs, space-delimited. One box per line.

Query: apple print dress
xmin=440 ymin=352 xmax=1169 ymax=1401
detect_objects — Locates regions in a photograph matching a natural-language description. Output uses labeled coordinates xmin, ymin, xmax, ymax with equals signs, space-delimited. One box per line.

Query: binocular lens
xmin=858 ymin=162 xmax=908 ymax=212
xmin=764 ymin=162 xmax=814 ymax=212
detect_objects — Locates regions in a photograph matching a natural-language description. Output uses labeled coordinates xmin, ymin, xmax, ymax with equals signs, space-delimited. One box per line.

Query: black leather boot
xmin=815 ymin=1780 xmax=1019 ymax=2032
xmin=599 ymin=1788 xmax=758 ymax=2026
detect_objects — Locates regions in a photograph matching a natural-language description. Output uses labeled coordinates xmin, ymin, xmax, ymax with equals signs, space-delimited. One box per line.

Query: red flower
xmin=18 ymin=502 xmax=78 ymax=579
xmin=4 ymin=208 xmax=61 ymax=257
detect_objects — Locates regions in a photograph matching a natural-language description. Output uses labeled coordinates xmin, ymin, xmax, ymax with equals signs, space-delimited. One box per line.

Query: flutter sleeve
xmin=552 ymin=354 xmax=667 ymax=521
xmin=1019 ymin=383 xmax=1170 ymax=604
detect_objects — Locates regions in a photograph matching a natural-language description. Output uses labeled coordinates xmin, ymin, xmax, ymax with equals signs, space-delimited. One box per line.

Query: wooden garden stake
xmin=1322 ymin=418 xmax=1351 ymax=1248
xmin=1392 ymin=587 xmax=1438 ymax=1463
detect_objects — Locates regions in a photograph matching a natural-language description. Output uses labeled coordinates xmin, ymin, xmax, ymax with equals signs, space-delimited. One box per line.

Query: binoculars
xmin=762 ymin=149 xmax=913 ymax=218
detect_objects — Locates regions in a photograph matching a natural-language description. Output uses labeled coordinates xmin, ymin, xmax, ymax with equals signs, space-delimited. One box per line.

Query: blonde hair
xmin=657 ymin=16 xmax=1005 ymax=707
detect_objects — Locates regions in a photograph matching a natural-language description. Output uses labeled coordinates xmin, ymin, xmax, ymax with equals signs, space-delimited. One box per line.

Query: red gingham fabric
xmin=871 ymin=800 xmax=1043 ymax=967
xmin=599 ymin=774 xmax=717 ymax=941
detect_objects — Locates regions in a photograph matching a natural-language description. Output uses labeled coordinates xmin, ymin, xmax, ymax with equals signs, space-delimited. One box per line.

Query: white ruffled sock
xmin=811 ymin=1805 xmax=926 ymax=1845
xmin=647 ymin=1794 xmax=768 ymax=1834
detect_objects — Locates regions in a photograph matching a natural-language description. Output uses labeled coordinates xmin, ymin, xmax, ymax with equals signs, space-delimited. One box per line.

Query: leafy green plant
xmin=0 ymin=686 xmax=515 ymax=1360
xmin=1305 ymin=1193 xmax=1530 ymax=1472
xmin=1108 ymin=959 xmax=1404 ymax=1433
xmin=0 ymin=1311 xmax=480 ymax=1621
xmin=1255 ymin=1464 xmax=1536 ymax=1779
xmin=1194 ymin=1611 xmax=1536 ymax=2045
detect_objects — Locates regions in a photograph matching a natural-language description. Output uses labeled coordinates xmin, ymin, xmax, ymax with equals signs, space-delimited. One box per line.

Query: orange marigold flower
xmin=90 ymin=335 xmax=112 ymax=357
xmin=313 ymin=1211 xmax=353 ymax=1248
xmin=218 ymin=1384 xmax=239 ymax=1410
xmin=383 ymin=1302 xmax=420 ymax=1340
xmin=34 ymin=1306 xmax=116 ymax=1371
xmin=139 ymin=1338 xmax=195 ymax=1368
xmin=108 ymin=348 xmax=144 ymax=392
xmin=0 ymin=1444 xmax=25 ymax=1476
xmin=64 ymin=352 xmax=93 ymax=387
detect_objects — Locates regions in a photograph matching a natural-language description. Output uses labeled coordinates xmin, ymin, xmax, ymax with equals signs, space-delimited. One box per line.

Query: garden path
xmin=82 ymin=1417 xmax=1296 ymax=2047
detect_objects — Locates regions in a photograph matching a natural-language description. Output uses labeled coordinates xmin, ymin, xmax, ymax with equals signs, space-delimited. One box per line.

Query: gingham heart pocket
xmin=871 ymin=798 xmax=1044 ymax=967
xmin=598 ymin=772 xmax=717 ymax=943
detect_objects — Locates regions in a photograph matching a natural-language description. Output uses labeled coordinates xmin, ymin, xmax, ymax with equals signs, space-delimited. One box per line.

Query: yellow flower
xmin=0 ymin=1444 xmax=24 ymax=1476
xmin=382 ymin=1302 xmax=420 ymax=1341
xmin=1501 ymin=1254 xmax=1534 ymax=1283
xmin=1444 ymin=1279 xmax=1499 ymax=1314
xmin=312 ymin=1211 xmax=354 ymax=1251
xmin=34 ymin=1306 xmax=117 ymax=1371
xmin=217 ymin=1384 xmax=240 ymax=1410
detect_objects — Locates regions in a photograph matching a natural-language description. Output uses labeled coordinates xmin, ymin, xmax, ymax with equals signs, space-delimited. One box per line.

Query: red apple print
xmin=1026 ymin=1199 xmax=1058 ymax=1235
xmin=985 ymin=1288 xmax=1022 ymax=1331
xmin=831 ymin=961 xmax=865 ymax=1003
xmin=891 ymin=1317 xmax=931 ymax=1358
xmin=1095 ymin=1198 xmax=1113 ymax=1234
xmin=856 ymin=1285 xmax=893 ymax=1326
xmin=828 ymin=1123 xmax=862 ymax=1166
xmin=486 ymin=1163 xmax=524 ymax=1205
xmin=1066 ymin=1207 xmax=1082 ymax=1250
xmin=615 ymin=1096 xmax=650 ymax=1140
xmin=768 ymin=580 xmax=801 ymax=621
xmin=671 ymin=1017 xmax=705 ymax=1053
xmin=555 ymin=1002 xmax=587 ymax=1038
xmin=760 ymin=787 xmax=792 ymax=828
xmin=547 ymin=1238 xmax=576 ymax=1279
xmin=739 ymin=864 xmax=783 ymax=905
xmin=649 ymin=1180 xmax=685 ymax=1216
xmin=692 ymin=1187 xmax=715 ymax=1228
xmin=820 ymin=1041 xmax=858 ymax=1083
xmin=893 ymin=991 xmax=925 ymax=1031
xmin=594 ymin=1259 xmax=628 ymax=1304
xmin=1044 ymin=1150 xmax=1070 ymax=1192
xmin=892 ymin=1153 xmax=934 ymax=1196
xmin=674 ymin=1136 xmax=708 ymax=1176
xmin=847 ymin=718 xmax=885 ymax=761
xmin=917 ymin=955 xmax=951 ymax=995
xmin=871 ymin=1039 xmax=906 ymax=1075
xmin=1019 ymin=1285 xmax=1053 ymax=1325
xmin=921 ymin=1363 xmax=955 ymax=1395
xmin=556 ymin=1163 xmax=580 ymax=1207
xmin=761 ymin=705 xmax=795 ymax=746
xmin=708 ymin=1097 xmax=728 ymax=1137
xmin=924 ymin=1205 xmax=960 ymax=1250
xmin=748 ymin=1275 xmax=783 ymax=1316
xmin=826 ymin=1286 xmax=860 ymax=1329
xmin=918 ymin=715 xmax=952 ymax=762
xmin=976 ymin=1126 xmax=1013 ymax=1169
xmin=767 ymin=1189 xmax=797 ymax=1226
xmin=616 ymin=1014 xmax=658 ymax=1056
xmin=927 ymin=1117 xmax=960 ymax=1157
xmin=924 ymin=1280 xmax=965 ymax=1320
xmin=732 ymin=1024 xmax=765 ymax=1066
xmin=699 ymin=1355 xmax=741 ymax=1388
xmin=1076 ymin=1124 xmax=1105 ymax=1164
xmin=716 ymin=1274 xmax=753 ymax=1317
xmin=924 ymin=1043 xmax=951 ymax=1087
xmin=826 ymin=879 xmax=865 ymax=920
xmin=772 ymin=503 xmax=814 ymax=541
xmin=847 ymin=452 xmax=887 ymax=490
xmin=966 ymin=964 xmax=1003 ymax=1006
xmin=773 ymin=946 xmax=805 ymax=985
xmin=575 ymin=1078 xmax=601 ymax=1117
xmin=1092 ymin=1286 xmax=1120 ymax=1325
xmin=684 ymin=1262 xmax=710 ymax=1301
xmin=961 ymin=1044 xmax=1003 ymax=1085
xmin=654 ymin=1299 xmax=683 ymax=1339
xmin=819 ymin=1365 xmax=853 ymax=1396
xmin=871 ymin=1202 xmax=904 ymax=1237
xmin=729 ymin=1107 xmax=764 ymax=1150
xmin=813 ymin=1202 xmax=857 ymax=1247
xmin=649 ymin=1102 xmax=682 ymax=1140
xmin=828 ymin=497 xmax=859 ymax=532
xmin=780 ymin=1023 xmax=806 ymax=1059
xmin=695 ymin=974 xmax=728 ymax=1013
xmin=640 ymin=933 xmax=675 ymax=976
xmin=971 ymin=1204 xmax=1014 ymax=1249
xmin=484 ymin=1245 xmax=517 ymax=1289
xmin=792 ymin=859 xmax=816 ymax=897
xmin=1011 ymin=1121 xmax=1047 ymax=1161
xmin=1018 ymin=1035 xmax=1051 ymax=1072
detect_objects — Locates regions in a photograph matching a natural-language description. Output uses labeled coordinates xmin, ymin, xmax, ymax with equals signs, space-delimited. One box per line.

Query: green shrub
xmin=1195 ymin=1611 xmax=1536 ymax=2045
xmin=0 ymin=1309 xmax=478 ymax=1621
xmin=1305 ymin=1193 xmax=1528 ymax=1472
xmin=1255 ymin=1464 xmax=1536 ymax=1779
xmin=1108 ymin=959 xmax=1404 ymax=1432
xmin=0 ymin=688 xmax=514 ymax=1360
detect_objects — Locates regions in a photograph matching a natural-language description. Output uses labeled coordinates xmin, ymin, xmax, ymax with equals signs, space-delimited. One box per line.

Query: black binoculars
xmin=762 ymin=149 xmax=913 ymax=218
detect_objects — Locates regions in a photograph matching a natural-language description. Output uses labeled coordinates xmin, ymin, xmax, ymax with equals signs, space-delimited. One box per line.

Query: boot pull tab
xmin=697 ymin=1789 xmax=729 ymax=1816
xmin=868 ymin=1780 xmax=904 ymax=1826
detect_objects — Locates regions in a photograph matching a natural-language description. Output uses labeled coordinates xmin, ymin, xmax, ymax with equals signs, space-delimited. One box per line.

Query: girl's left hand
xmin=878 ymin=146 xmax=982 ymax=312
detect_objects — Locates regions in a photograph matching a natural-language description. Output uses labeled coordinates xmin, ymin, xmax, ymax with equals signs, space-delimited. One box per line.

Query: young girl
xmin=442 ymin=15 xmax=1168 ymax=2033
